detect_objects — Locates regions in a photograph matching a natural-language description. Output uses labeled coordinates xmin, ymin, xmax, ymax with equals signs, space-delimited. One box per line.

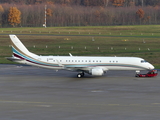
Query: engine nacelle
xmin=90 ymin=68 xmax=104 ymax=76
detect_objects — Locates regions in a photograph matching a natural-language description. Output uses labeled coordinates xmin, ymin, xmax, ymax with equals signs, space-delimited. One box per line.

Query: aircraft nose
xmin=149 ymin=64 xmax=154 ymax=70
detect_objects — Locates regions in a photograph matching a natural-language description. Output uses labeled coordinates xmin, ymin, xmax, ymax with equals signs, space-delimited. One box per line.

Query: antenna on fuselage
xmin=69 ymin=53 xmax=73 ymax=57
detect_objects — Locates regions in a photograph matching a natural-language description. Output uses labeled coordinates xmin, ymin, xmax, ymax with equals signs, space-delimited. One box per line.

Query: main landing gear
xmin=77 ymin=72 xmax=84 ymax=78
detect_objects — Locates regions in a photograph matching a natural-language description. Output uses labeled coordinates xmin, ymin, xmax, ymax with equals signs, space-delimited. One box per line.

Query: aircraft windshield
xmin=141 ymin=60 xmax=147 ymax=63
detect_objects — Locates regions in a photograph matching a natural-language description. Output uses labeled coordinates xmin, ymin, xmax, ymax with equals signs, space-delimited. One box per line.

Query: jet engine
xmin=90 ymin=68 xmax=104 ymax=76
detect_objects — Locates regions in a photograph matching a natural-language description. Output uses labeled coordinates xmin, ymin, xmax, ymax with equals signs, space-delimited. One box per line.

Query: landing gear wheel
xmin=135 ymin=70 xmax=140 ymax=77
xmin=81 ymin=73 xmax=84 ymax=77
xmin=77 ymin=73 xmax=84 ymax=78
xmin=77 ymin=74 xmax=82 ymax=78
xmin=135 ymin=74 xmax=139 ymax=77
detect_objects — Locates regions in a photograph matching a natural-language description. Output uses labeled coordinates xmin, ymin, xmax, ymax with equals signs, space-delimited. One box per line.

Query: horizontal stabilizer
xmin=6 ymin=57 xmax=24 ymax=62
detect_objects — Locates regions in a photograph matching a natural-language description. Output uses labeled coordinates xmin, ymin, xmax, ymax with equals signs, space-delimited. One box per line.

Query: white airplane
xmin=7 ymin=35 xmax=154 ymax=78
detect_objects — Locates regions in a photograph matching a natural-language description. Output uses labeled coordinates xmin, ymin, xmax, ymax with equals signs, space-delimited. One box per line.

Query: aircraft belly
xmin=65 ymin=67 xmax=89 ymax=71
xmin=107 ymin=66 xmax=145 ymax=70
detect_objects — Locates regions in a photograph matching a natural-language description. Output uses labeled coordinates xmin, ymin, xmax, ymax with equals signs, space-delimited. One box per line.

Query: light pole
xmin=43 ymin=5 xmax=47 ymax=28
xmin=142 ymin=0 xmax=143 ymax=7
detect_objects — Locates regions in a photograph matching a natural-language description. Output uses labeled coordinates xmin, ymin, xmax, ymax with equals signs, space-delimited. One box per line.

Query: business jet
xmin=7 ymin=35 xmax=154 ymax=78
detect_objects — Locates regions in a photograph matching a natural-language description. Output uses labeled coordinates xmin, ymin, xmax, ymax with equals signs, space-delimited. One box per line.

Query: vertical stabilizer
xmin=9 ymin=35 xmax=37 ymax=57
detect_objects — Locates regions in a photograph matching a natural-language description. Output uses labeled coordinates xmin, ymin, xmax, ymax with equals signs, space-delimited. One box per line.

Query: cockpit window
xmin=141 ymin=60 xmax=147 ymax=63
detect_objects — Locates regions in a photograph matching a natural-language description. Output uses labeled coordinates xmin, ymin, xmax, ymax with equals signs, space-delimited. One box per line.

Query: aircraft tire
xmin=135 ymin=74 xmax=139 ymax=77
xmin=77 ymin=74 xmax=82 ymax=78
xmin=77 ymin=73 xmax=84 ymax=78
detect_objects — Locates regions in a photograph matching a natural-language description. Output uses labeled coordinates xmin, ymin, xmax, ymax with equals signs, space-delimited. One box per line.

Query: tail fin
xmin=9 ymin=35 xmax=38 ymax=57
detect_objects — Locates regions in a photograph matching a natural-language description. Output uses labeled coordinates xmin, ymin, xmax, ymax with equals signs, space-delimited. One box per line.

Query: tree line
xmin=0 ymin=2 xmax=160 ymax=27
xmin=0 ymin=0 xmax=160 ymax=7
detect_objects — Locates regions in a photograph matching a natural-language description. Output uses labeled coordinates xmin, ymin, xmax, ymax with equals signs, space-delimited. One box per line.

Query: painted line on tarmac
xmin=1 ymin=100 xmax=160 ymax=108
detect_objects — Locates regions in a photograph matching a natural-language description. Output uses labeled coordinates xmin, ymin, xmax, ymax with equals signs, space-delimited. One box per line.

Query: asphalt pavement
xmin=0 ymin=64 xmax=160 ymax=120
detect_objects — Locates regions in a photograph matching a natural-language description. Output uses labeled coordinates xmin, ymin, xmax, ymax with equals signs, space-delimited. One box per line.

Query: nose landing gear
xmin=135 ymin=70 xmax=140 ymax=77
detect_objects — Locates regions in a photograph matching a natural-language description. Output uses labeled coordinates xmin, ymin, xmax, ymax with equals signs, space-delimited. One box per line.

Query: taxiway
xmin=0 ymin=64 xmax=160 ymax=120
